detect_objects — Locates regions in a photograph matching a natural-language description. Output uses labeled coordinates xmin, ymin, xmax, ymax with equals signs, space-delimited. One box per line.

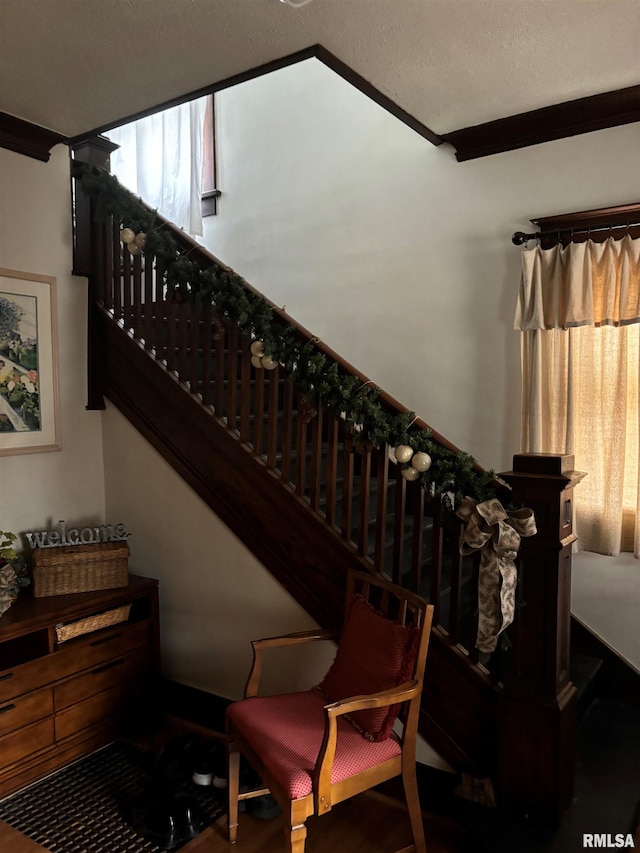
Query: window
xmin=107 ymin=97 xmax=209 ymax=237
xmin=516 ymin=204 xmax=640 ymax=556
xmin=201 ymin=94 xmax=221 ymax=217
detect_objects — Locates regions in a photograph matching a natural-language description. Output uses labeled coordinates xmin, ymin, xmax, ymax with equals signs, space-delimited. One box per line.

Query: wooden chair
xmin=226 ymin=570 xmax=435 ymax=853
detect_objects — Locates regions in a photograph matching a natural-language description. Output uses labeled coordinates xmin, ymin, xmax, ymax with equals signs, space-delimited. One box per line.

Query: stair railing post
xmin=497 ymin=452 xmax=586 ymax=823
xmin=71 ymin=135 xmax=119 ymax=410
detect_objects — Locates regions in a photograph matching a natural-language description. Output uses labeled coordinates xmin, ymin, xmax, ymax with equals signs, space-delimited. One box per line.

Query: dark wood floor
xmin=184 ymin=792 xmax=466 ymax=853
xmin=0 ymin=715 xmax=470 ymax=853
xmin=4 ymin=700 xmax=639 ymax=853
xmin=0 ymin=791 xmax=466 ymax=853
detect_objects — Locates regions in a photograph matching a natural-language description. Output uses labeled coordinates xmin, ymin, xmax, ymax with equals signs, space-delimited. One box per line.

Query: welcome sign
xmin=25 ymin=520 xmax=130 ymax=549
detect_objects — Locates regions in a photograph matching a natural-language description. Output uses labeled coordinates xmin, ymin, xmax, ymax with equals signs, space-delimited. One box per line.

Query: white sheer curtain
xmin=516 ymin=236 xmax=640 ymax=557
xmin=108 ymin=98 xmax=207 ymax=238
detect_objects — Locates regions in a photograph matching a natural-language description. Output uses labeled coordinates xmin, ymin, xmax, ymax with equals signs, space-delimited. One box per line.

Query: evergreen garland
xmin=79 ymin=164 xmax=498 ymax=508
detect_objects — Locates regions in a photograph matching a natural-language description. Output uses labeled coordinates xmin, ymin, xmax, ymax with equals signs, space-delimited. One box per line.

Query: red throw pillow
xmin=315 ymin=594 xmax=419 ymax=741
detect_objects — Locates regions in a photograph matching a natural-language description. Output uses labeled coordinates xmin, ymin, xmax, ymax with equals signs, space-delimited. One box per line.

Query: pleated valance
xmin=514 ymin=235 xmax=640 ymax=330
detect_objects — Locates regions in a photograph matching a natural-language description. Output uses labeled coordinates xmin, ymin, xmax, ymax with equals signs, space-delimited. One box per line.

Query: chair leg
xmin=227 ymin=741 xmax=241 ymax=844
xmin=402 ymin=764 xmax=427 ymax=853
xmin=285 ymin=822 xmax=307 ymax=853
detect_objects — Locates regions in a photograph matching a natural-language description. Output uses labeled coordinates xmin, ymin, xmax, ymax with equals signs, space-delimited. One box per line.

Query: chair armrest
xmin=313 ymin=680 xmax=421 ymax=813
xmin=324 ymin=679 xmax=421 ymax=717
xmin=244 ymin=629 xmax=337 ymax=698
xmin=252 ymin=629 xmax=337 ymax=651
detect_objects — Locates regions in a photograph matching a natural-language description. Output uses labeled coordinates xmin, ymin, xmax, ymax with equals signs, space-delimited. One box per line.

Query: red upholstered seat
xmin=227 ymin=690 xmax=401 ymax=800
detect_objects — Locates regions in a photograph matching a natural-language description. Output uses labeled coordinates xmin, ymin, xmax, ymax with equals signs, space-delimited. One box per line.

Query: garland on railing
xmin=79 ymin=164 xmax=497 ymax=509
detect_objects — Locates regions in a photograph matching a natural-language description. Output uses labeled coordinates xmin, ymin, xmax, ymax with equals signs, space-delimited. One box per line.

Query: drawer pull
xmin=89 ymin=632 xmax=122 ymax=647
xmin=91 ymin=658 xmax=125 ymax=676
xmin=0 ymin=703 xmax=16 ymax=715
xmin=0 ymin=672 xmax=14 ymax=682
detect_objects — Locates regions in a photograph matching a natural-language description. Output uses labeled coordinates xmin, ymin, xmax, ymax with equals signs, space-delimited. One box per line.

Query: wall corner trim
xmin=315 ymin=46 xmax=443 ymax=147
xmin=0 ymin=112 xmax=68 ymax=162
xmin=441 ymin=85 xmax=640 ymax=162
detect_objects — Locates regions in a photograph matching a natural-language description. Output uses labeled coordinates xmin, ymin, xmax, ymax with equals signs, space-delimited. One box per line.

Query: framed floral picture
xmin=0 ymin=268 xmax=60 ymax=455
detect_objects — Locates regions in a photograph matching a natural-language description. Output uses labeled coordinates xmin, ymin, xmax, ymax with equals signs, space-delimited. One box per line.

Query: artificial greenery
xmin=79 ymin=164 xmax=497 ymax=509
xmin=0 ymin=530 xmax=28 ymax=589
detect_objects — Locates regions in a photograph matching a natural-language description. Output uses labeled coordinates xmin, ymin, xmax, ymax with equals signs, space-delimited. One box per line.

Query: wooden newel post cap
xmin=500 ymin=452 xmax=586 ymax=489
xmin=511 ymin=452 xmax=574 ymax=476
xmin=71 ymin=134 xmax=120 ymax=168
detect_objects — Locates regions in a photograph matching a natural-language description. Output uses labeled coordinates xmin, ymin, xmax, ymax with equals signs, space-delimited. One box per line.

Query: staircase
xmin=71 ymin=140 xmax=579 ymax=823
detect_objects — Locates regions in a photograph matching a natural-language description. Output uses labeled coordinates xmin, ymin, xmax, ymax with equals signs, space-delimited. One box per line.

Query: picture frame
xmin=0 ymin=268 xmax=60 ymax=455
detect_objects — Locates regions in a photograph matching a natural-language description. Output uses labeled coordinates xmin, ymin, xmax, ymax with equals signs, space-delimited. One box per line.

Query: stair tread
xmin=570 ymin=652 xmax=604 ymax=687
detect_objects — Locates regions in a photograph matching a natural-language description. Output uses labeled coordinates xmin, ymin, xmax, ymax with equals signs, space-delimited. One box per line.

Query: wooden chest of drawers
xmin=0 ymin=575 xmax=159 ymax=798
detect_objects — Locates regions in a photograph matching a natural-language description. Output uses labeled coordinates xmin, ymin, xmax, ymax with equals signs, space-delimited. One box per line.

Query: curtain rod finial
xmin=512 ymin=231 xmax=529 ymax=246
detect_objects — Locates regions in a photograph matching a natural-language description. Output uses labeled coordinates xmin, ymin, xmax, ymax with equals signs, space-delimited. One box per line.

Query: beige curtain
xmin=516 ymin=236 xmax=640 ymax=557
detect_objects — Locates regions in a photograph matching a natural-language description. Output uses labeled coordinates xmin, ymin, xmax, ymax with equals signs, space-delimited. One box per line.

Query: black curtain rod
xmin=512 ymin=220 xmax=640 ymax=246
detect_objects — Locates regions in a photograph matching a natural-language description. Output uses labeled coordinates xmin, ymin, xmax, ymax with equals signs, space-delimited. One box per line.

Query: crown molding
xmin=315 ymin=46 xmax=443 ymax=146
xmin=441 ymin=85 xmax=640 ymax=162
xmin=70 ymin=46 xmax=322 ymax=143
xmin=0 ymin=112 xmax=67 ymax=162
xmin=14 ymin=57 xmax=637 ymax=165
xmin=70 ymin=45 xmax=443 ymax=148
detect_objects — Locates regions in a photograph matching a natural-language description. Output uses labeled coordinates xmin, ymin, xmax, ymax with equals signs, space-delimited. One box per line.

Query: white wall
xmin=0 ymin=146 xmax=106 ymax=541
xmin=204 ymin=58 xmax=640 ymax=471
xmin=101 ymin=403 xmax=335 ymax=699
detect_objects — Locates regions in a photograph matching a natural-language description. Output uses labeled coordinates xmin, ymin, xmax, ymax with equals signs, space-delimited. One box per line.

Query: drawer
xmin=55 ymin=684 xmax=132 ymax=742
xmin=0 ymin=687 xmax=53 ymax=738
xmin=0 ymin=657 xmax=60 ymax=704
xmin=54 ymin=648 xmax=149 ymax=711
xmin=0 ymin=620 xmax=150 ymax=703
xmin=0 ymin=718 xmax=55 ymax=770
xmin=52 ymin=619 xmax=151 ymax=680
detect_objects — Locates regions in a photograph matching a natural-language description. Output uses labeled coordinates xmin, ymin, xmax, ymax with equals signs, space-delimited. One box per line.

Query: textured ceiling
xmin=1 ymin=0 xmax=639 ymax=139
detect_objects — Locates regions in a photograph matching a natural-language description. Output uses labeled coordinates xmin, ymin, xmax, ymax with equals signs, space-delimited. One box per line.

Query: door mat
xmin=0 ymin=740 xmax=225 ymax=853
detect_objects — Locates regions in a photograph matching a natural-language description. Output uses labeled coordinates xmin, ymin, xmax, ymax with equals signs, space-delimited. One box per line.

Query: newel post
xmin=70 ymin=135 xmax=119 ymax=410
xmin=497 ymin=453 xmax=586 ymax=823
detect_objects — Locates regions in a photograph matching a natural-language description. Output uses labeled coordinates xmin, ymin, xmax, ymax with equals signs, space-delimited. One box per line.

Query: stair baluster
xmin=373 ymin=446 xmax=390 ymax=571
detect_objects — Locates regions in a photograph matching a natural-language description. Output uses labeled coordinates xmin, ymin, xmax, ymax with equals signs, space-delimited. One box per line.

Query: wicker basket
xmin=32 ymin=541 xmax=130 ymax=597
xmin=55 ymin=604 xmax=132 ymax=644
